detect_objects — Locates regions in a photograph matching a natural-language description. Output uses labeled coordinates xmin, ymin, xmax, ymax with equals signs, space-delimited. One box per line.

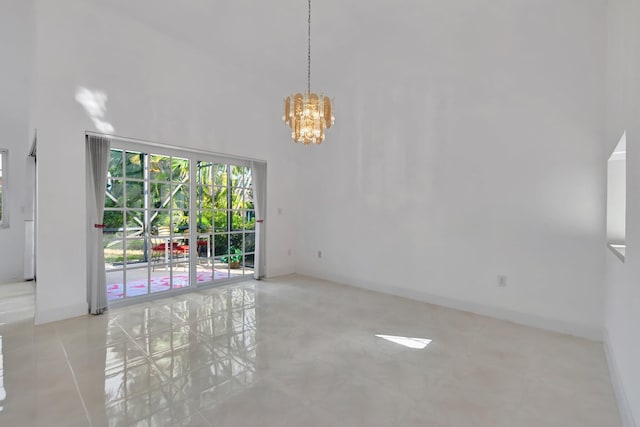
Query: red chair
xmin=151 ymin=241 xmax=189 ymax=269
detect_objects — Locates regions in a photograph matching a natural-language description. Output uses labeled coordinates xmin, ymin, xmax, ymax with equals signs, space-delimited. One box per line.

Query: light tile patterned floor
xmin=0 ymin=275 xmax=621 ymax=426
xmin=0 ymin=281 xmax=35 ymax=325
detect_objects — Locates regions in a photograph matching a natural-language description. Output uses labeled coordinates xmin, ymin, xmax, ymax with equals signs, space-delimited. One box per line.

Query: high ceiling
xmin=91 ymin=0 xmax=480 ymax=90
xmin=100 ymin=1 xmax=357 ymax=78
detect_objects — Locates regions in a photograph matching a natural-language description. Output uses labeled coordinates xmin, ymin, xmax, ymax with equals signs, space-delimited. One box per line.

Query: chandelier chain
xmin=282 ymin=0 xmax=333 ymax=145
xmin=308 ymin=0 xmax=311 ymax=94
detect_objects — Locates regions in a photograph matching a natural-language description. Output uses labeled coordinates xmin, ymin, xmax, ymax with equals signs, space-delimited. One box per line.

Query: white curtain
xmin=87 ymin=135 xmax=111 ymax=314
xmin=250 ymin=161 xmax=266 ymax=279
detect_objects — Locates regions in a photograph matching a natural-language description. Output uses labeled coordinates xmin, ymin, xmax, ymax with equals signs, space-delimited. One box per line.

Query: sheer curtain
xmin=86 ymin=135 xmax=111 ymax=314
xmin=250 ymin=161 xmax=266 ymax=279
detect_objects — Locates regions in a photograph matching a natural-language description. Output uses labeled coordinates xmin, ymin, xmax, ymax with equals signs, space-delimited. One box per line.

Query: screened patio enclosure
xmin=103 ymin=140 xmax=263 ymax=303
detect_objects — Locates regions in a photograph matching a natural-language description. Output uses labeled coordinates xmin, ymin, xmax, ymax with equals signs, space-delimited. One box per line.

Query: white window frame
xmin=0 ymin=149 xmax=8 ymax=228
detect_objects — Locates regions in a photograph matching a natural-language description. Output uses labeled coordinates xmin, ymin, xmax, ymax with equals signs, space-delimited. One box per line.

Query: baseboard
xmin=295 ymin=269 xmax=602 ymax=341
xmin=34 ymin=301 xmax=88 ymax=325
xmin=604 ymin=330 xmax=638 ymax=427
xmin=265 ymin=265 xmax=295 ymax=279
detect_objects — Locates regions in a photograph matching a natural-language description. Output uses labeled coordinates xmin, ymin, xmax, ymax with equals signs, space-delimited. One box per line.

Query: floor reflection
xmin=96 ymin=285 xmax=257 ymax=426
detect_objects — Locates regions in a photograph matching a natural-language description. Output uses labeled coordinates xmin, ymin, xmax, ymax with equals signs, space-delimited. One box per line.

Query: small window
xmin=607 ymin=132 xmax=626 ymax=260
xmin=0 ymin=149 xmax=6 ymax=228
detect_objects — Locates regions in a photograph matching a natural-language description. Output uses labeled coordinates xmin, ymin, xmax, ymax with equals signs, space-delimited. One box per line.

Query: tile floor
xmin=0 ymin=280 xmax=35 ymax=325
xmin=0 ymin=275 xmax=621 ymax=426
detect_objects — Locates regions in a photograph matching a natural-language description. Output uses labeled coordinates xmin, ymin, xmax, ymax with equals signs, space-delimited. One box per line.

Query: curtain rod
xmin=85 ymin=131 xmax=267 ymax=164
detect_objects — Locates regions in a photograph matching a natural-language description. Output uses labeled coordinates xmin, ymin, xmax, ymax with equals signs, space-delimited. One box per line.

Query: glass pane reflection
xmin=101 ymin=284 xmax=257 ymax=424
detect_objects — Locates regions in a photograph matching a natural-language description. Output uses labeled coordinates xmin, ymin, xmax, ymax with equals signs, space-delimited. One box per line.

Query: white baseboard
xmin=265 ymin=265 xmax=295 ymax=279
xmin=604 ymin=330 xmax=637 ymax=427
xmin=295 ymin=269 xmax=602 ymax=341
xmin=34 ymin=301 xmax=88 ymax=325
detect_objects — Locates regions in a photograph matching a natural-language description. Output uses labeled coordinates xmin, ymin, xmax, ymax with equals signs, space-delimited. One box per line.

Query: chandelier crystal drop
xmin=283 ymin=0 xmax=334 ymax=145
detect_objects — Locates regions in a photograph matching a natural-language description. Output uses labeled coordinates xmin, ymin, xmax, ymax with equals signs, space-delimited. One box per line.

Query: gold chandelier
xmin=283 ymin=0 xmax=334 ymax=145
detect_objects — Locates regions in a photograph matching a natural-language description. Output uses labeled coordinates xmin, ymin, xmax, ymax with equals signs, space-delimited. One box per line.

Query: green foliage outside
xmin=221 ymin=248 xmax=243 ymax=267
xmin=103 ymin=150 xmax=256 ymax=264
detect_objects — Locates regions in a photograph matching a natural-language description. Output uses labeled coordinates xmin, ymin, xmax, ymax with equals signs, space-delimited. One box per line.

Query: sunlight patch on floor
xmin=375 ymin=334 xmax=432 ymax=349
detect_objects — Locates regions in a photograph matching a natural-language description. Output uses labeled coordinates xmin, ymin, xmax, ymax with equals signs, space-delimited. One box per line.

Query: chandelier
xmin=283 ymin=0 xmax=334 ymax=145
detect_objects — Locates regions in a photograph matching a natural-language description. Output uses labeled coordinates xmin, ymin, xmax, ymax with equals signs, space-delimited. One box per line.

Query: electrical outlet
xmin=498 ymin=275 xmax=507 ymax=287
xmin=317 ymin=250 xmax=322 ymax=259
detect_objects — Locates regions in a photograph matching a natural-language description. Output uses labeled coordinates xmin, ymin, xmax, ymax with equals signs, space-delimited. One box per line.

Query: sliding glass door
xmin=195 ymin=161 xmax=256 ymax=285
xmin=103 ymin=142 xmax=259 ymax=303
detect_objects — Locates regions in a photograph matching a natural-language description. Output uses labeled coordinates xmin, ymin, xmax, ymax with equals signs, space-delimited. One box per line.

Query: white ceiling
xmin=94 ymin=0 xmax=471 ymax=88
xmin=100 ymin=1 xmax=352 ymax=74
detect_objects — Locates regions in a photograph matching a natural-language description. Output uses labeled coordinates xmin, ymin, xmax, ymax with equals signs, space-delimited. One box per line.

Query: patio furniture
xmin=150 ymin=227 xmax=189 ymax=270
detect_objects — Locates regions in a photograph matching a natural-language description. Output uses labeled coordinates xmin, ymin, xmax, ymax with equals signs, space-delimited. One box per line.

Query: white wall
xmin=0 ymin=0 xmax=34 ymax=284
xmin=295 ymin=0 xmax=607 ymax=339
xmin=604 ymin=0 xmax=640 ymax=424
xmin=30 ymin=0 xmax=299 ymax=323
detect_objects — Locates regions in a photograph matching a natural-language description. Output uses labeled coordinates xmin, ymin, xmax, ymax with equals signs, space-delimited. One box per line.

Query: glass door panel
xmin=106 ymin=270 xmax=124 ymax=301
xmin=243 ymin=254 xmax=255 ymax=277
xmin=105 ymin=149 xmax=194 ymax=302
xmin=193 ymin=160 xmax=255 ymax=285
xmin=125 ymin=267 xmax=150 ymax=298
xmin=150 ymin=264 xmax=171 ymax=294
xmin=196 ymin=161 xmax=214 ymax=284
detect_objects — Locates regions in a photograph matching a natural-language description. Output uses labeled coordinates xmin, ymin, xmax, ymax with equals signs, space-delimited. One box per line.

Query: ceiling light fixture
xmin=283 ymin=0 xmax=334 ymax=145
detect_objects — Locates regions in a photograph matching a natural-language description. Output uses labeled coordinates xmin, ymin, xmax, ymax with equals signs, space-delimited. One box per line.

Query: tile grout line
xmin=111 ymin=315 xmax=173 ymax=385
xmin=112 ymin=296 xmax=230 ymax=427
xmin=54 ymin=325 xmax=94 ymax=427
xmin=194 ymin=409 xmax=216 ymax=427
